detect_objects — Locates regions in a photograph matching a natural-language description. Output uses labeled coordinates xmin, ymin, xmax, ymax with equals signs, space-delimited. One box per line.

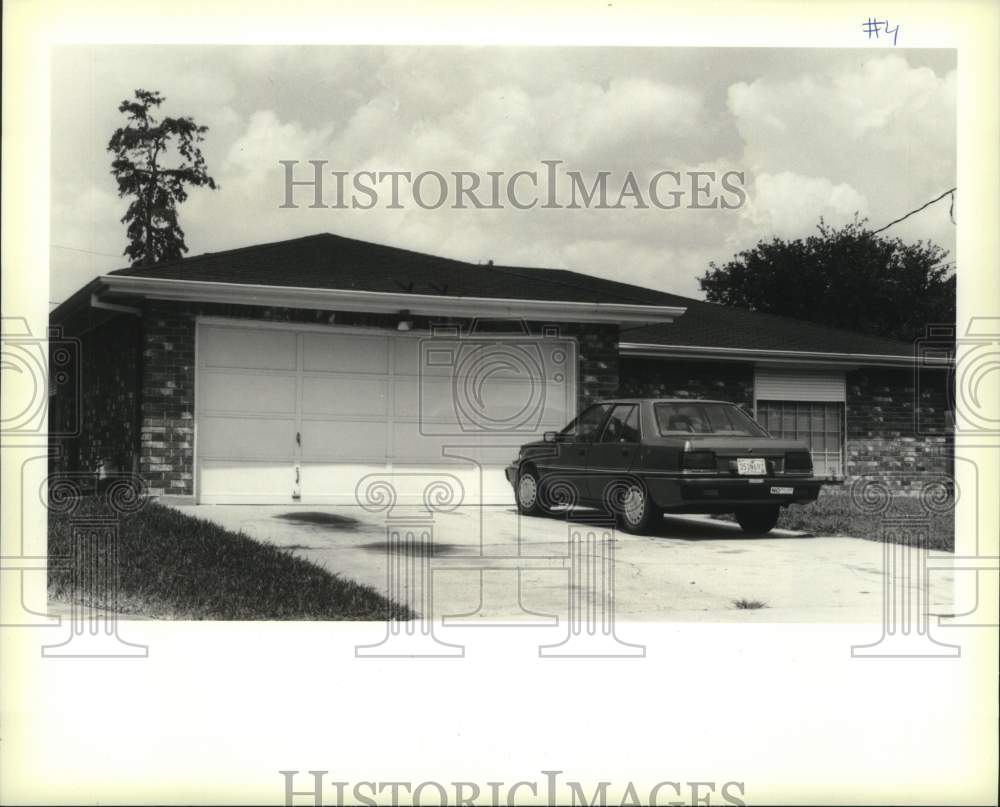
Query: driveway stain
xmin=358 ymin=541 xmax=463 ymax=557
xmin=274 ymin=512 xmax=369 ymax=531
xmin=846 ymin=563 xmax=883 ymax=576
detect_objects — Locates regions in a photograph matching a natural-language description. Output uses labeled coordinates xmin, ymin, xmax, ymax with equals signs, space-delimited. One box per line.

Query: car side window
xmin=600 ymin=404 xmax=639 ymax=443
xmin=621 ymin=404 xmax=641 ymax=442
xmin=562 ymin=403 xmax=612 ymax=441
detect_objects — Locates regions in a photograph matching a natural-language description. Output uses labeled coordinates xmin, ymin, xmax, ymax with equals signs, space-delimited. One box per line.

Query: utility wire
xmin=872 ymin=188 xmax=957 ymax=234
xmin=51 ymin=243 xmax=122 ymax=258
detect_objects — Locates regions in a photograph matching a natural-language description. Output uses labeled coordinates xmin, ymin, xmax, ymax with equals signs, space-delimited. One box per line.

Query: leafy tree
xmin=699 ymin=218 xmax=955 ymax=343
xmin=108 ymin=89 xmax=218 ymax=266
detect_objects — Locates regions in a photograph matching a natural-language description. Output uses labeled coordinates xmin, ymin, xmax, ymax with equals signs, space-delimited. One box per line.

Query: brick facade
xmin=845 ymin=367 xmax=952 ymax=493
xmin=617 ymin=357 xmax=754 ymax=410
xmin=140 ymin=306 xmax=196 ymax=496
xmin=50 ymin=314 xmax=140 ymax=476
xmin=565 ymin=323 xmax=619 ymax=410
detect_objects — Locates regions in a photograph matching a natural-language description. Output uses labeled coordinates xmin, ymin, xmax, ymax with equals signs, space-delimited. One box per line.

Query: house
xmin=48 ymin=232 xmax=953 ymax=504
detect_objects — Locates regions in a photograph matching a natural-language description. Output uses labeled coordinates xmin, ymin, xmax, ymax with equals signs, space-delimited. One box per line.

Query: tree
xmin=698 ymin=218 xmax=955 ymax=343
xmin=108 ymin=89 xmax=218 ymax=266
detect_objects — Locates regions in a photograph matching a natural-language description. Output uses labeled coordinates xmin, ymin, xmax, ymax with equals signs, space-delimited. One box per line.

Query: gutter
xmin=90 ymin=292 xmax=142 ymax=317
xmin=619 ymin=341 xmax=950 ymax=368
xmin=98 ymin=275 xmax=686 ymax=325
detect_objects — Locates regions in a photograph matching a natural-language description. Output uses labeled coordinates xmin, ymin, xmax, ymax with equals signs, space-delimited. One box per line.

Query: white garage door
xmin=195 ymin=320 xmax=576 ymax=504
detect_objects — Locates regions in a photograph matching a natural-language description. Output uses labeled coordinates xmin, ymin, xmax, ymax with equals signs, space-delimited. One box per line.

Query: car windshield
xmin=559 ymin=403 xmax=612 ymax=441
xmin=655 ymin=402 xmax=768 ymax=437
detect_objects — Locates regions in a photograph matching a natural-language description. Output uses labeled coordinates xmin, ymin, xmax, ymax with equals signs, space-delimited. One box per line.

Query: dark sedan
xmin=505 ymin=398 xmax=826 ymax=534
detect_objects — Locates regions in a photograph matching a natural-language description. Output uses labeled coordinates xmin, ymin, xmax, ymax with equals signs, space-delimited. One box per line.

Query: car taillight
xmin=683 ymin=450 xmax=717 ymax=470
xmin=785 ymin=451 xmax=813 ymax=472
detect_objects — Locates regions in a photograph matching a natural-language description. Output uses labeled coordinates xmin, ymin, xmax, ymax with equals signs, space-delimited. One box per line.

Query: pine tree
xmin=107 ymin=89 xmax=218 ymax=266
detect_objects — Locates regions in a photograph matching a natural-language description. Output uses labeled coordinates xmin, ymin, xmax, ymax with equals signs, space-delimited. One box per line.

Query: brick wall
xmin=50 ymin=314 xmax=140 ymax=476
xmin=564 ymin=324 xmax=619 ymax=410
xmin=846 ymin=367 xmax=952 ymax=493
xmin=140 ymin=305 xmax=196 ymax=497
xmin=617 ymin=356 xmax=754 ymax=410
xmin=137 ymin=302 xmax=619 ymax=498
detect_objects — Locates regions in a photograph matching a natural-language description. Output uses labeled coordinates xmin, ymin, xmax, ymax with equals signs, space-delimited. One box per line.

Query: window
xmin=756 ymin=401 xmax=844 ymax=478
xmin=654 ymin=402 xmax=767 ymax=437
xmin=621 ymin=405 xmax=641 ymax=442
xmin=560 ymin=403 xmax=612 ymax=442
xmin=600 ymin=404 xmax=640 ymax=443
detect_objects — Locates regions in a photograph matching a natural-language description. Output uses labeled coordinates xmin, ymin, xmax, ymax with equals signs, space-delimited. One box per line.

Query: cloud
xmin=50 ymin=46 xmax=956 ymax=305
xmin=740 ymin=172 xmax=869 ymax=239
xmin=49 ymin=184 xmax=128 ymax=301
xmin=728 ymin=54 xmax=954 ymax=218
xmin=224 ymin=110 xmax=335 ymax=176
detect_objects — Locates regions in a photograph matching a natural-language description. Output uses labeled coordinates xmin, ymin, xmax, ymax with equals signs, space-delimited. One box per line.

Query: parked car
xmin=505 ymin=398 xmax=826 ymax=534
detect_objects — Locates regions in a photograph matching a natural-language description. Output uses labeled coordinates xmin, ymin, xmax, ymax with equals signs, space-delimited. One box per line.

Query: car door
xmin=585 ymin=403 xmax=640 ymax=502
xmin=540 ymin=402 xmax=612 ymax=505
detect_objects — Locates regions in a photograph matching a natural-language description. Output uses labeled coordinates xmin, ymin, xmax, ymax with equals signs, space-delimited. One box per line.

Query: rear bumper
xmin=505 ymin=463 xmax=826 ymax=510
xmin=646 ymin=475 xmax=824 ymax=511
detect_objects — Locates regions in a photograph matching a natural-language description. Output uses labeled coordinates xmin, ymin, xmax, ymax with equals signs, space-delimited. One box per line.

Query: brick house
xmin=49 ymin=232 xmax=952 ymax=504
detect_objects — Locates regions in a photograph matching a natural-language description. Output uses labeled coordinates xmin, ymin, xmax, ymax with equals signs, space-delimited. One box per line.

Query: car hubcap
xmin=518 ymin=475 xmax=537 ymax=508
xmin=624 ymin=485 xmax=645 ymax=525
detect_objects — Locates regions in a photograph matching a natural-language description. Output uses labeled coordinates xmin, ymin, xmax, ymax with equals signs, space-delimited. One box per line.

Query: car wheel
xmin=516 ymin=468 xmax=546 ymax=516
xmin=614 ymin=480 xmax=661 ymax=534
xmin=735 ymin=506 xmax=780 ymax=535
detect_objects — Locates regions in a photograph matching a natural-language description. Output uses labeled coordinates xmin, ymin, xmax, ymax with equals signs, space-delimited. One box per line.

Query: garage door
xmin=753 ymin=367 xmax=846 ymax=479
xmin=195 ymin=320 xmax=576 ymax=504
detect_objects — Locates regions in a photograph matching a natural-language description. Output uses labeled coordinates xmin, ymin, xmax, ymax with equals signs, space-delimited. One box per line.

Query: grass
xmin=48 ymin=498 xmax=411 ymax=620
xmin=733 ymin=598 xmax=767 ymax=610
xmin=714 ymin=488 xmax=954 ymax=551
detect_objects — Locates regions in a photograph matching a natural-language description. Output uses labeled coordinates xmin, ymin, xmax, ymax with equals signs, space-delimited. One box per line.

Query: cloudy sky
xmin=50 ymin=46 xmax=956 ymax=305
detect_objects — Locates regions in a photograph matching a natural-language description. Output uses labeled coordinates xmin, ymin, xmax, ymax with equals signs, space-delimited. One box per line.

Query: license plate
xmin=736 ymin=458 xmax=767 ymax=475
xmin=771 ymin=486 xmax=794 ymax=495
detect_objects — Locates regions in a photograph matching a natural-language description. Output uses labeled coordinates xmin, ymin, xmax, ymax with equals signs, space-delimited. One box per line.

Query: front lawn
xmin=48 ymin=499 xmax=410 ymax=620
xmin=716 ymin=488 xmax=954 ymax=551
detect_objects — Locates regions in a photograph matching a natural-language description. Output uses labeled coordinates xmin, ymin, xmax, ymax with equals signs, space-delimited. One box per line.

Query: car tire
xmin=614 ymin=480 xmax=661 ymax=534
xmin=516 ymin=467 xmax=547 ymax=517
xmin=735 ymin=506 xmax=781 ymax=535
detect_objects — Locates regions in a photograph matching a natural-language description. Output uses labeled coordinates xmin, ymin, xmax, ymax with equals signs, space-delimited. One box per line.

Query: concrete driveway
xmin=170 ymin=504 xmax=954 ymax=622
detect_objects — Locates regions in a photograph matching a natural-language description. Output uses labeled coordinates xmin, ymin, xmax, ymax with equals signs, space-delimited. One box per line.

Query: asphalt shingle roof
xmin=108 ymin=232 xmax=915 ymax=358
xmin=621 ymin=297 xmax=916 ymax=357
xmin=109 ymin=232 xmax=682 ymax=307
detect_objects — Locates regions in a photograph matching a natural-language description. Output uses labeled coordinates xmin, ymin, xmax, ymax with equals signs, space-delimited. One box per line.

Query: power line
xmin=872 ymin=188 xmax=957 ymax=234
xmin=51 ymin=243 xmax=122 ymax=258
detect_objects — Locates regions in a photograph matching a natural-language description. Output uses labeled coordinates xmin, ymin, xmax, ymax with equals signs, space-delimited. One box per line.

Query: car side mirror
xmin=543 ymin=431 xmax=558 ymax=443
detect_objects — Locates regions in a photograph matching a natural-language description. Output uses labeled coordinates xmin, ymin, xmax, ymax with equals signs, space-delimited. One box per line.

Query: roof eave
xmin=49 ymin=277 xmax=103 ymax=324
xmin=619 ymin=341 xmax=948 ymax=369
xmin=98 ymin=275 xmax=686 ymax=325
